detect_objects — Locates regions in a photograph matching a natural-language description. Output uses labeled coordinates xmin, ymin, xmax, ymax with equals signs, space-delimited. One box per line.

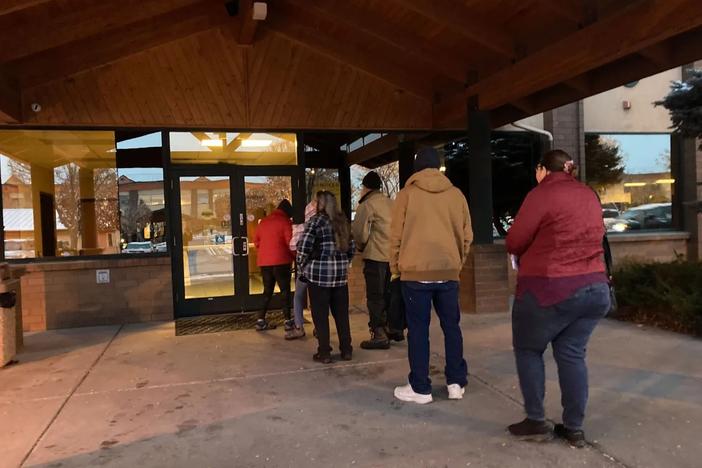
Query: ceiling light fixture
xmin=240 ymin=139 xmax=272 ymax=148
xmin=201 ymin=139 xmax=224 ymax=148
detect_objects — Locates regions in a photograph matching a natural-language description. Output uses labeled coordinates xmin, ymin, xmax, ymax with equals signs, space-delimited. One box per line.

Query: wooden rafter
xmin=283 ymin=0 xmax=470 ymax=83
xmin=637 ymin=42 xmax=673 ymax=67
xmin=265 ymin=1 xmax=432 ymax=98
xmin=8 ymin=0 xmax=230 ymax=88
xmin=0 ymin=0 xmax=218 ymax=63
xmin=531 ymin=0 xmax=584 ymax=23
xmin=393 ymin=0 xmax=514 ymax=58
xmin=0 ymin=0 xmax=50 ymax=16
xmin=463 ymin=0 xmax=702 ymax=111
xmin=0 ymin=67 xmax=21 ymax=123
xmin=231 ymin=0 xmax=259 ymax=45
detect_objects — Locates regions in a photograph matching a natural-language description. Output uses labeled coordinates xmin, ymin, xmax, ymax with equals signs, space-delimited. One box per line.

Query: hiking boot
xmin=360 ymin=327 xmax=390 ymax=350
xmin=507 ymin=418 xmax=554 ymax=442
xmin=447 ymin=384 xmax=465 ymax=400
xmin=554 ymin=424 xmax=587 ymax=448
xmin=285 ymin=327 xmax=306 ymax=340
xmin=386 ymin=329 xmax=405 ymax=342
xmin=313 ymin=353 xmax=332 ymax=364
xmin=284 ymin=319 xmax=295 ymax=331
xmin=255 ymin=319 xmax=276 ymax=331
xmin=393 ymin=383 xmax=433 ymax=404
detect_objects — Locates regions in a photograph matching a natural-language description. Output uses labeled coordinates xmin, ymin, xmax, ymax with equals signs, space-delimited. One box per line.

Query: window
xmin=0 ymin=130 xmax=166 ymax=259
xmin=349 ymin=162 xmax=400 ymax=218
xmin=305 ymin=168 xmax=340 ymax=204
xmin=585 ymin=134 xmax=673 ymax=233
xmin=169 ymin=132 xmax=297 ymax=165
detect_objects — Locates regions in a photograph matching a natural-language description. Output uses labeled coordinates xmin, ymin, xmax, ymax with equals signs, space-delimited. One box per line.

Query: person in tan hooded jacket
xmin=352 ymin=171 xmax=399 ymax=350
xmin=390 ymin=146 xmax=473 ymax=405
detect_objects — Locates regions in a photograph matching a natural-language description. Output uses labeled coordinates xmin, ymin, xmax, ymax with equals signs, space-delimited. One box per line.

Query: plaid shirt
xmin=296 ymin=214 xmax=355 ymax=287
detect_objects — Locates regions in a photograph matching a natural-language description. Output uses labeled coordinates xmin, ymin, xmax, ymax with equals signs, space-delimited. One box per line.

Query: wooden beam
xmin=0 ymin=0 xmax=50 ymax=16
xmin=8 ymin=0 xmax=229 ymax=88
xmin=0 ymin=68 xmax=21 ymax=123
xmin=284 ymin=0 xmax=470 ymax=83
xmin=393 ymin=0 xmax=514 ymax=58
xmin=532 ymin=0 xmax=585 ymax=23
xmin=464 ymin=0 xmax=702 ymax=111
xmin=488 ymin=26 xmax=702 ymax=129
xmin=346 ymin=135 xmax=400 ymax=166
xmin=265 ymin=1 xmax=432 ymax=98
xmin=637 ymin=42 xmax=672 ymax=67
xmin=0 ymin=0 xmax=216 ymax=63
xmin=236 ymin=0 xmax=259 ymax=45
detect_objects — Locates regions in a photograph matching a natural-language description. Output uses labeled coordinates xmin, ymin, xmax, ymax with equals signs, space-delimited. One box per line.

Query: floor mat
xmin=175 ymin=311 xmax=306 ymax=336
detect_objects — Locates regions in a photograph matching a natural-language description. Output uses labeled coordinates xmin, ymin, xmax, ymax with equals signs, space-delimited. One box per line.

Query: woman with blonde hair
xmin=296 ymin=191 xmax=355 ymax=363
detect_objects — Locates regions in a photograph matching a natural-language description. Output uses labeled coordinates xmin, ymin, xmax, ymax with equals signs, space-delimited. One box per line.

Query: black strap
xmin=591 ymin=188 xmax=614 ymax=279
xmin=602 ymin=234 xmax=614 ymax=279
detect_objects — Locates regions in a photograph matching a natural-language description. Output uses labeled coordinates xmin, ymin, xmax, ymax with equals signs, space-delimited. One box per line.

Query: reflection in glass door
xmin=180 ymin=176 xmax=234 ymax=299
xmin=244 ymin=175 xmax=294 ymax=295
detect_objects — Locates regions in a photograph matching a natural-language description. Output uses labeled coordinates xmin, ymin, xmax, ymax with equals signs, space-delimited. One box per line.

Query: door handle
xmin=232 ymin=237 xmax=240 ymax=256
xmin=241 ymin=237 xmax=249 ymax=256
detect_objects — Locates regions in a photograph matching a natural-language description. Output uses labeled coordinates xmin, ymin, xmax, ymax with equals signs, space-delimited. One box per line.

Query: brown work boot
xmin=360 ymin=327 xmax=390 ymax=350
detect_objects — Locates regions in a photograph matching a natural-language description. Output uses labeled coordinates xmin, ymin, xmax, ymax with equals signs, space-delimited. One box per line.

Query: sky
xmin=605 ymin=133 xmax=671 ymax=174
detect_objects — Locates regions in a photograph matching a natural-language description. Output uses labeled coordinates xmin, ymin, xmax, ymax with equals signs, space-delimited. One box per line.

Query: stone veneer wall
xmin=13 ymin=256 xmax=172 ymax=331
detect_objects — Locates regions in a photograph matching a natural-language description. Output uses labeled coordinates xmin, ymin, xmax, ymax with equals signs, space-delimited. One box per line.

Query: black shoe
xmin=255 ymin=319 xmax=276 ymax=331
xmin=313 ymin=353 xmax=333 ymax=364
xmin=554 ymin=424 xmax=587 ymax=448
xmin=507 ymin=418 xmax=554 ymax=442
xmin=360 ymin=327 xmax=390 ymax=350
xmin=284 ymin=319 xmax=295 ymax=331
xmin=386 ymin=330 xmax=405 ymax=342
xmin=340 ymin=351 xmax=352 ymax=361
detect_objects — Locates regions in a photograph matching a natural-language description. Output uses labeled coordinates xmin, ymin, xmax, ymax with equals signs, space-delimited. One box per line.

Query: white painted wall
xmin=583 ymin=68 xmax=681 ymax=133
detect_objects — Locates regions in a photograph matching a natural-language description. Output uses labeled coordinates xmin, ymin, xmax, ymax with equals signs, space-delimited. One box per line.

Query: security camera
xmin=31 ymin=103 xmax=42 ymax=113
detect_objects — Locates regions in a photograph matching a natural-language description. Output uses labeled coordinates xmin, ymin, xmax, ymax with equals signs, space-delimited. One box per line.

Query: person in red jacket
xmin=505 ymin=150 xmax=610 ymax=448
xmin=254 ymin=199 xmax=294 ymax=331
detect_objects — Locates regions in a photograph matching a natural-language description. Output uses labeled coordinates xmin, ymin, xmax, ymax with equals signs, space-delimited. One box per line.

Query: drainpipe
xmin=510 ymin=121 xmax=553 ymax=150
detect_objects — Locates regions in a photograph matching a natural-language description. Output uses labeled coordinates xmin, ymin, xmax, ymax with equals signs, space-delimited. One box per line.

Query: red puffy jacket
xmin=506 ymin=172 xmax=605 ymax=278
xmin=254 ymin=209 xmax=294 ymax=267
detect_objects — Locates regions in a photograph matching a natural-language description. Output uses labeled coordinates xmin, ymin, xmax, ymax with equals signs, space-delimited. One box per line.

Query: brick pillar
xmin=460 ymin=244 xmax=510 ymax=314
xmin=544 ymin=101 xmax=586 ymax=181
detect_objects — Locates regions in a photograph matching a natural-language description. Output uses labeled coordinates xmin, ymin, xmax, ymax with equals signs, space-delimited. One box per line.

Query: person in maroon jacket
xmin=254 ymin=199 xmax=294 ymax=332
xmin=505 ymin=150 xmax=611 ymax=448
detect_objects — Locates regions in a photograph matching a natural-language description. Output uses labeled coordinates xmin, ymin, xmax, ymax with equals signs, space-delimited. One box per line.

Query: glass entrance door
xmin=170 ymin=165 xmax=299 ymax=318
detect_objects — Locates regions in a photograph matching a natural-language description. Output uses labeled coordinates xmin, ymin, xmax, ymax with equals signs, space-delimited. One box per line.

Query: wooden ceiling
xmin=0 ymin=0 xmax=701 ymax=130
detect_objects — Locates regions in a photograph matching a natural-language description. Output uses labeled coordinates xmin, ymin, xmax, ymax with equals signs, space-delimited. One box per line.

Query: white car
xmin=122 ymin=242 xmax=154 ymax=254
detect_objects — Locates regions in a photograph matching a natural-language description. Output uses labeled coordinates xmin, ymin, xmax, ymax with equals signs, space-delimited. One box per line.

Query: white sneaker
xmin=447 ymin=384 xmax=465 ymax=400
xmin=393 ymin=384 xmax=433 ymax=404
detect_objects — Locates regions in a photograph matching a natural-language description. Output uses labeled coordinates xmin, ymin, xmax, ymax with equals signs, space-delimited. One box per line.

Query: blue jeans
xmin=402 ymin=281 xmax=468 ymax=394
xmin=512 ymin=282 xmax=610 ymax=430
xmin=293 ymin=277 xmax=308 ymax=328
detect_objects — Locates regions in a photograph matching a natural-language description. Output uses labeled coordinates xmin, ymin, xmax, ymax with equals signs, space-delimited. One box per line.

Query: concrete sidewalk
xmin=1 ymin=313 xmax=700 ymax=468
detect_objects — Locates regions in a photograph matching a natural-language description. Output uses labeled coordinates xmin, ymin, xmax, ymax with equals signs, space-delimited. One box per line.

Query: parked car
xmin=153 ymin=242 xmax=168 ymax=253
xmin=4 ymin=239 xmax=35 ymax=259
xmin=601 ymin=203 xmax=620 ymax=231
xmin=609 ymin=203 xmax=672 ymax=232
xmin=122 ymin=242 xmax=154 ymax=254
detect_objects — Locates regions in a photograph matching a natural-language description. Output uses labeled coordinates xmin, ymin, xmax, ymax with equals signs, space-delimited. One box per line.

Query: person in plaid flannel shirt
xmin=296 ymin=191 xmax=355 ymax=363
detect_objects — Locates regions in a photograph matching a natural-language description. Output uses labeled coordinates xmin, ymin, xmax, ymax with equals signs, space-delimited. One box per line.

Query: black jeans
xmin=512 ymin=282 xmax=610 ymax=430
xmin=258 ymin=264 xmax=292 ymax=321
xmin=363 ymin=260 xmax=391 ymax=329
xmin=309 ymin=284 xmax=352 ymax=357
xmin=388 ymin=278 xmax=406 ymax=333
